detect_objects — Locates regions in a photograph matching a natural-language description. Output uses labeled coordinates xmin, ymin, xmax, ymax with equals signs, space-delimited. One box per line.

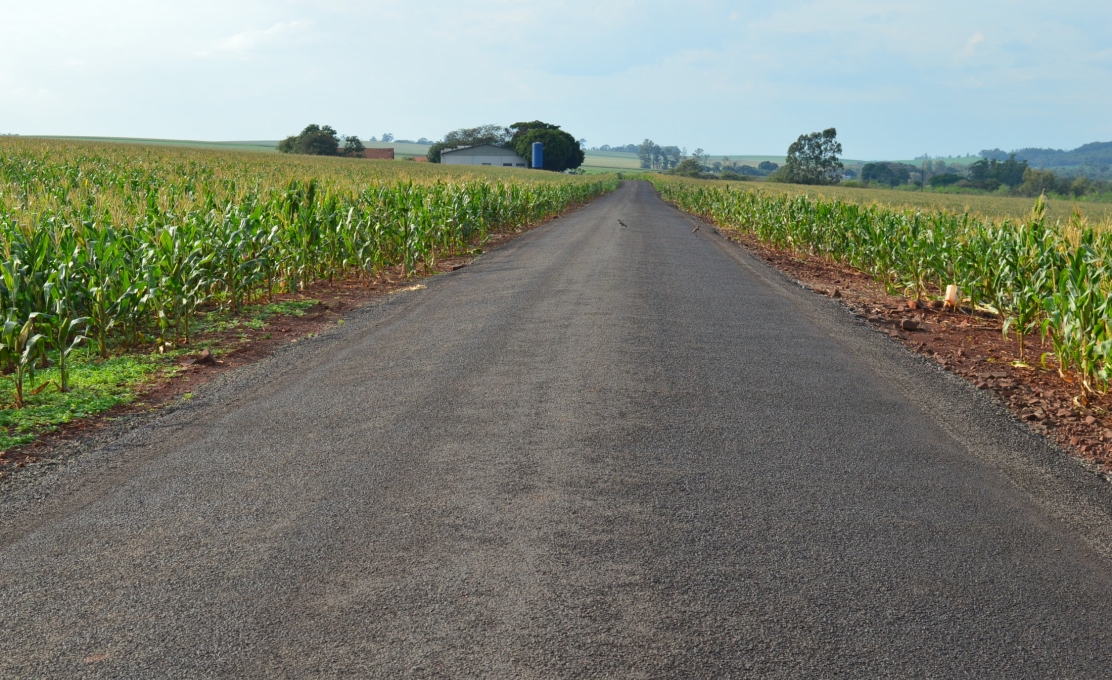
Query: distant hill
xmin=981 ymin=142 xmax=1112 ymax=178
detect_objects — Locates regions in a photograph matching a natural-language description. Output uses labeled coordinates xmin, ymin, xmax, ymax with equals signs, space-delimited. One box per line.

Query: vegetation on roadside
xmin=0 ymin=138 xmax=617 ymax=451
xmin=648 ymin=173 xmax=1112 ymax=223
xmin=652 ymin=176 xmax=1112 ymax=402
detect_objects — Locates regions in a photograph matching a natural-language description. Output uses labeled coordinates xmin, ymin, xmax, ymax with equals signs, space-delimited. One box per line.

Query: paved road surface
xmin=4 ymin=181 xmax=1112 ymax=677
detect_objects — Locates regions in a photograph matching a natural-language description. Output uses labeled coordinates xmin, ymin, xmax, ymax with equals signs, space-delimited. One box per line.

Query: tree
xmin=670 ymin=158 xmax=705 ymax=177
xmin=508 ymin=121 xmax=584 ymax=171
xmin=1016 ymin=167 xmax=1059 ymax=197
xmin=277 ymin=124 xmax=340 ymax=156
xmin=638 ymin=139 xmax=659 ymax=169
xmin=929 ymin=173 xmax=963 ymax=187
xmin=757 ymin=160 xmax=779 ymax=173
xmin=662 ymin=146 xmax=683 ymax=169
xmin=780 ymin=128 xmax=843 ymax=185
xmin=861 ymin=162 xmax=914 ymax=187
xmin=969 ymin=154 xmax=1028 ymax=187
xmin=341 ymin=135 xmax=365 ymax=157
xmin=381 ymin=133 xmax=394 ymax=142
xmin=427 ymin=124 xmax=511 ymax=162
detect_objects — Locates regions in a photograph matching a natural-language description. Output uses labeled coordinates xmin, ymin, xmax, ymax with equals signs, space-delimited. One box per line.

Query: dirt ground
xmin=720 ymin=228 xmax=1112 ymax=473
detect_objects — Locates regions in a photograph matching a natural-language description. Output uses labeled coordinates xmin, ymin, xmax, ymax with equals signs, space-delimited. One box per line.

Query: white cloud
xmin=961 ymin=32 xmax=986 ymax=58
xmin=213 ymin=20 xmax=313 ymax=57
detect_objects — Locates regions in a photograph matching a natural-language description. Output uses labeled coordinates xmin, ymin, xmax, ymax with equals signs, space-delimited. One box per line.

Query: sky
xmin=2 ymin=1 xmax=1110 ymax=160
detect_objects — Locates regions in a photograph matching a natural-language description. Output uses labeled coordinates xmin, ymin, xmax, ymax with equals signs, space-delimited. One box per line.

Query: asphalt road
xmin=4 ymin=180 xmax=1112 ymax=678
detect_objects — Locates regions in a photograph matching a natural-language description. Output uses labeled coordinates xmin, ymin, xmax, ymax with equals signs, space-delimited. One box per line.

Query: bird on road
xmin=692 ymin=225 xmax=700 ymax=234
xmin=618 ymin=219 xmax=628 ymax=228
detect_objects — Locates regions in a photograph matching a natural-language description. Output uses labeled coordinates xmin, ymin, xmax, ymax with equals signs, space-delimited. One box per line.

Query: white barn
xmin=441 ymin=144 xmax=529 ymax=168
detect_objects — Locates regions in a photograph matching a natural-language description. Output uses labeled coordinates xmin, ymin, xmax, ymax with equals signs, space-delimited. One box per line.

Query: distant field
xmin=31 ymin=136 xmax=436 ymax=159
xmin=582 ymin=150 xmax=642 ymax=171
xmin=5 ymin=137 xmax=598 ymax=186
xmin=33 ymin=136 xmax=280 ymax=153
xmin=663 ymin=175 xmax=1112 ymax=224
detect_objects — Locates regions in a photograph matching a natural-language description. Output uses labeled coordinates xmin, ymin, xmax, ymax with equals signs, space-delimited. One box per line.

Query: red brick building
xmin=361 ymin=148 xmax=394 ymax=160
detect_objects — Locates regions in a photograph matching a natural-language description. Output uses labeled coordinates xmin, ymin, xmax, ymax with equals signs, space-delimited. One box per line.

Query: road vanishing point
xmin=4 ymin=181 xmax=1112 ymax=677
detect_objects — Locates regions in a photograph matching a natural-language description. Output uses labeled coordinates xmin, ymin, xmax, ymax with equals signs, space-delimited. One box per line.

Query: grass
xmin=0 ymin=299 xmax=320 ymax=453
xmin=194 ymin=299 xmax=317 ymax=335
xmin=0 ymin=353 xmax=170 ymax=451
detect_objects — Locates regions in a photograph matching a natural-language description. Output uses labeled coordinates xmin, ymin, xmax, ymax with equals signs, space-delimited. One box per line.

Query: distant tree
xmin=757 ymin=160 xmax=779 ymax=173
xmin=341 ymin=135 xmax=365 ymax=157
xmin=662 ymin=146 xmax=683 ymax=169
xmin=670 ymin=158 xmax=705 ymax=177
xmin=861 ymin=162 xmax=914 ymax=186
xmin=979 ymin=148 xmax=1009 ymax=161
xmin=509 ymin=121 xmax=584 ymax=171
xmin=1016 ymin=168 xmax=1060 ymax=197
xmin=969 ymin=154 xmax=1028 ymax=187
xmin=277 ymin=124 xmax=341 ymax=156
xmin=417 ymin=137 xmax=430 ymax=144
xmin=779 ymin=128 xmax=843 ymax=184
xmin=929 ymin=173 xmax=963 ymax=187
xmin=638 ymin=139 xmax=658 ymax=169
xmin=427 ymin=124 xmax=511 ymax=162
xmin=381 ymin=133 xmax=394 ymax=142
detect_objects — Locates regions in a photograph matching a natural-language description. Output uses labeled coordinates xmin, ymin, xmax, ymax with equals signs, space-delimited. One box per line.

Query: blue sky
xmin=2 ymin=1 xmax=1110 ymax=159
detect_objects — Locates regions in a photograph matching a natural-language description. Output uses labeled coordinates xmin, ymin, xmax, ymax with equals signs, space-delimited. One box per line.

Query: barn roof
xmin=441 ymin=144 xmax=522 ymax=157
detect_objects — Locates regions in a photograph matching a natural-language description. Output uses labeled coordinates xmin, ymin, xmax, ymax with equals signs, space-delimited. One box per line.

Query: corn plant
xmin=0 ymin=311 xmax=45 ymax=408
xmin=43 ymin=279 xmax=87 ymax=393
xmin=0 ymin=138 xmax=618 ymax=409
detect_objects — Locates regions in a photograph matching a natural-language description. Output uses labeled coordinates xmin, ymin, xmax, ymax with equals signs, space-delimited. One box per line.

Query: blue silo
xmin=531 ymin=142 xmax=544 ymax=169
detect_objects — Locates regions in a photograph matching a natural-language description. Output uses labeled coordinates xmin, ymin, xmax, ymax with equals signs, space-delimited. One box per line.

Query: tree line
xmin=277 ymin=125 xmax=367 ymax=157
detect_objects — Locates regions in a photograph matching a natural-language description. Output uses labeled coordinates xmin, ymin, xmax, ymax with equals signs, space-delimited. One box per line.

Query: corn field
xmin=0 ymin=139 xmax=617 ymax=407
xmin=653 ymin=177 xmax=1112 ymax=402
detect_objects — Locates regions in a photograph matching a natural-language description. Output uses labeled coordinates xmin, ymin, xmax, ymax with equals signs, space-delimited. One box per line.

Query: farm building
xmin=441 ymin=145 xmax=528 ymax=167
xmin=360 ymin=148 xmax=395 ymax=160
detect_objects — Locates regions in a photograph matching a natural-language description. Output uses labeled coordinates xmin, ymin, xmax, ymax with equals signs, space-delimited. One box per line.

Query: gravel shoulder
xmin=3 ymin=180 xmax=1112 ymax=677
